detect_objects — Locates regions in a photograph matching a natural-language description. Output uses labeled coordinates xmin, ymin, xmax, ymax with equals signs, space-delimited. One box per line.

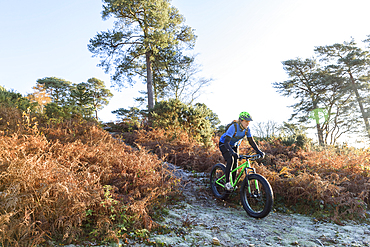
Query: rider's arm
xmin=246 ymin=127 xmax=264 ymax=157
xmin=223 ymin=123 xmax=237 ymax=153
xmin=224 ymin=135 xmax=239 ymax=159
xmin=247 ymin=136 xmax=263 ymax=155
xmin=224 ymin=135 xmax=234 ymax=153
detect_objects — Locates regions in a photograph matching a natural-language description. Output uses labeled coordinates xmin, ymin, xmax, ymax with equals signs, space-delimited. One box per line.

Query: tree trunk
xmin=316 ymin=123 xmax=324 ymax=145
xmin=146 ymin=51 xmax=154 ymax=110
xmin=349 ymin=72 xmax=370 ymax=139
xmin=313 ymin=108 xmax=325 ymax=146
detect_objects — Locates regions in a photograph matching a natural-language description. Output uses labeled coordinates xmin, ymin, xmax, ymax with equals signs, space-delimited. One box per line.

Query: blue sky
xmin=1 ymin=0 xmax=370 ymax=144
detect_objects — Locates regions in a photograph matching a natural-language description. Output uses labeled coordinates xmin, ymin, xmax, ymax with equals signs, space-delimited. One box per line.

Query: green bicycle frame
xmin=215 ymin=159 xmax=260 ymax=192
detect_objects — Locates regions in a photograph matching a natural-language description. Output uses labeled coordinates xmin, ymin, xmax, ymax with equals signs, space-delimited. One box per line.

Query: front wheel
xmin=240 ymin=173 xmax=273 ymax=218
xmin=210 ymin=163 xmax=231 ymax=200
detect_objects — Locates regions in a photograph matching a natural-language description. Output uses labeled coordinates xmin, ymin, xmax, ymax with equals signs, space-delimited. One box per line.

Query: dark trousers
xmin=219 ymin=142 xmax=238 ymax=183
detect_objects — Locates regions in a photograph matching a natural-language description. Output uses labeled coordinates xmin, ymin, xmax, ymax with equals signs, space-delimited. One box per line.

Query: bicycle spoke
xmin=210 ymin=164 xmax=230 ymax=200
xmin=240 ymin=173 xmax=273 ymax=218
xmin=246 ymin=179 xmax=266 ymax=212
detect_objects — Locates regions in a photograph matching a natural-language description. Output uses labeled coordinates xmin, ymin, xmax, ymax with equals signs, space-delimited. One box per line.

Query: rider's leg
xmin=231 ymin=146 xmax=238 ymax=182
xmin=225 ymin=155 xmax=235 ymax=184
xmin=219 ymin=144 xmax=233 ymax=184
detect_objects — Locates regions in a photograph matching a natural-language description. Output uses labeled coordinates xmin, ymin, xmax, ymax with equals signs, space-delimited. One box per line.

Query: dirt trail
xmin=125 ymin=164 xmax=370 ymax=247
xmin=62 ymin=164 xmax=370 ymax=247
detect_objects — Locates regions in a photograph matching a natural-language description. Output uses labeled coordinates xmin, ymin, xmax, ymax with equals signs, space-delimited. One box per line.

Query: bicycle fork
xmin=244 ymin=166 xmax=260 ymax=196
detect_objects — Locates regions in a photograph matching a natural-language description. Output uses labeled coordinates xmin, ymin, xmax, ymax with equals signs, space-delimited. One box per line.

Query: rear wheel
xmin=210 ymin=163 xmax=230 ymax=200
xmin=240 ymin=173 xmax=273 ymax=218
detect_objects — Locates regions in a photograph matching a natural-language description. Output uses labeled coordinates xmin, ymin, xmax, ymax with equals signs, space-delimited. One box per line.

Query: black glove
xmin=257 ymin=150 xmax=265 ymax=159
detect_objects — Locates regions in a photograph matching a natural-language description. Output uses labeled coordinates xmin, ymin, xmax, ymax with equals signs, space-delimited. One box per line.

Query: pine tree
xmin=88 ymin=0 xmax=196 ymax=109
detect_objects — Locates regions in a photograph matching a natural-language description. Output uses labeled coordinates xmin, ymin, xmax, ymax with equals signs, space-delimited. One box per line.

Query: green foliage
xmin=0 ymin=86 xmax=38 ymax=112
xmin=44 ymin=102 xmax=83 ymax=121
xmin=36 ymin=77 xmax=83 ymax=121
xmin=88 ymin=0 xmax=197 ymax=109
xmin=44 ymin=102 xmax=65 ymax=120
xmin=315 ymin=40 xmax=370 ymax=139
xmin=37 ymin=77 xmax=72 ymax=106
xmin=278 ymin=122 xmax=311 ymax=149
xmin=85 ymin=78 xmax=113 ymax=120
xmin=150 ymin=99 xmax=220 ymax=145
xmin=274 ymin=58 xmax=327 ymax=145
xmin=216 ymin=124 xmax=227 ymax=136
xmin=275 ymin=38 xmax=370 ymax=144
xmin=70 ymin=82 xmax=94 ymax=118
xmin=112 ymin=107 xmax=148 ymax=132
xmin=35 ymin=77 xmax=112 ymax=121
xmin=69 ymin=78 xmax=113 ymax=120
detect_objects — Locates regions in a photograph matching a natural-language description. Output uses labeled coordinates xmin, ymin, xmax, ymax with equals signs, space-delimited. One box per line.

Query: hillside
xmin=0 ymin=106 xmax=369 ymax=246
xmin=136 ymin=166 xmax=370 ymax=246
xmin=0 ymin=107 xmax=176 ymax=246
xmin=123 ymin=127 xmax=370 ymax=224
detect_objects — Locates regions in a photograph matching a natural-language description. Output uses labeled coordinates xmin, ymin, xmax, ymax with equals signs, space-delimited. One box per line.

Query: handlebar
xmin=239 ymin=154 xmax=262 ymax=160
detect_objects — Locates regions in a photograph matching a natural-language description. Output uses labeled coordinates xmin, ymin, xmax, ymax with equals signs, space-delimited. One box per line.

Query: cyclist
xmin=219 ymin=112 xmax=265 ymax=191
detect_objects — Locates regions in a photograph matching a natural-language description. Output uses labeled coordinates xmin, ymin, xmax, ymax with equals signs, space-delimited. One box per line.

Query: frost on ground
xmin=64 ymin=164 xmax=370 ymax=247
xmin=129 ymin=164 xmax=370 ymax=247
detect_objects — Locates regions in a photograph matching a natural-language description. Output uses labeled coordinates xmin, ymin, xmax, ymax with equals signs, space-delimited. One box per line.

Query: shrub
xmin=0 ymin=86 xmax=38 ymax=112
xmin=0 ymin=107 xmax=175 ymax=246
xmin=125 ymin=126 xmax=223 ymax=172
xmin=277 ymin=122 xmax=312 ymax=150
xmin=128 ymin=125 xmax=370 ymax=223
xmin=110 ymin=107 xmax=147 ymax=133
xmin=44 ymin=102 xmax=90 ymax=121
xmin=150 ymin=99 xmax=220 ymax=146
xmin=245 ymin=139 xmax=370 ymax=222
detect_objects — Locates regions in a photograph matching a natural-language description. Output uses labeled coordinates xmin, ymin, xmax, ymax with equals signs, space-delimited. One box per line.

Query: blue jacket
xmin=220 ymin=122 xmax=252 ymax=147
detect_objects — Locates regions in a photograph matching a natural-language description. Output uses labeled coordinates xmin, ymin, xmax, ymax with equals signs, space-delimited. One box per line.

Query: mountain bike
xmin=210 ymin=154 xmax=274 ymax=218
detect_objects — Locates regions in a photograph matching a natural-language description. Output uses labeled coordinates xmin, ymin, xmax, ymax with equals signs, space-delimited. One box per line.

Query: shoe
xmin=225 ymin=182 xmax=234 ymax=191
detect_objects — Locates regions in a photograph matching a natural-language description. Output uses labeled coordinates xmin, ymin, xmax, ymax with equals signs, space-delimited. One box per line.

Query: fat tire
xmin=240 ymin=173 xmax=273 ymax=218
xmin=210 ymin=163 xmax=230 ymax=200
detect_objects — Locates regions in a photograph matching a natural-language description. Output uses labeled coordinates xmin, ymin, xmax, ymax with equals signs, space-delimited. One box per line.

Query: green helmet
xmin=239 ymin=111 xmax=253 ymax=121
